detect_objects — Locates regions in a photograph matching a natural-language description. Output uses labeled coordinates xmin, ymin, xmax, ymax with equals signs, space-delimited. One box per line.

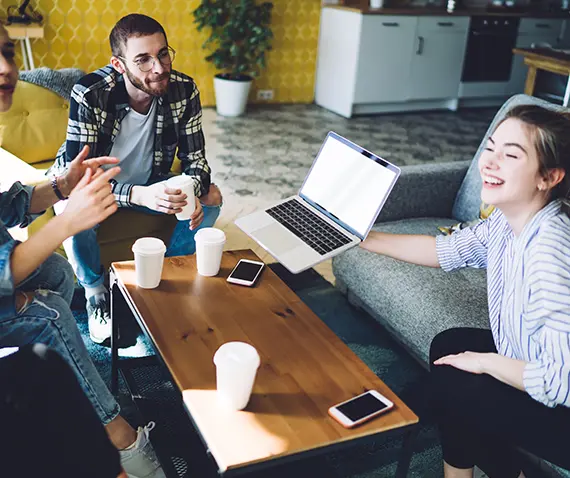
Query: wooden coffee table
xmin=110 ymin=250 xmax=419 ymax=477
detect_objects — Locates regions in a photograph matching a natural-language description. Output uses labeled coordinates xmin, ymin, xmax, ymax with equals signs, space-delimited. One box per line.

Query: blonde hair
xmin=504 ymin=105 xmax=570 ymax=215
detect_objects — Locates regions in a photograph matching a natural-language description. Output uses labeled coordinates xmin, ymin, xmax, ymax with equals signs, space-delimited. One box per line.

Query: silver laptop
xmin=235 ymin=132 xmax=401 ymax=274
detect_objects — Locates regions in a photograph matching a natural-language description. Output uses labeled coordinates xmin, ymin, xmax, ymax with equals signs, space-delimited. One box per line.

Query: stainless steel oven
xmin=461 ymin=16 xmax=520 ymax=82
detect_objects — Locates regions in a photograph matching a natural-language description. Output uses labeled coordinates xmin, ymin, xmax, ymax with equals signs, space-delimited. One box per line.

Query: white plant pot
xmin=214 ymin=76 xmax=253 ymax=117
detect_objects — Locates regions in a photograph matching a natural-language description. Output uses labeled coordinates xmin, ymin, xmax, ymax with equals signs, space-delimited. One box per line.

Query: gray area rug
xmin=207 ymin=105 xmax=497 ymax=202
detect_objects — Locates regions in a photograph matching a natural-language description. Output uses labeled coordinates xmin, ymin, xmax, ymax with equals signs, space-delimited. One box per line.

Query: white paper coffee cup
xmin=131 ymin=237 xmax=166 ymax=289
xmin=213 ymin=342 xmax=261 ymax=411
xmin=370 ymin=0 xmax=384 ymax=7
xmin=195 ymin=228 xmax=226 ymax=276
xmin=166 ymin=175 xmax=196 ymax=221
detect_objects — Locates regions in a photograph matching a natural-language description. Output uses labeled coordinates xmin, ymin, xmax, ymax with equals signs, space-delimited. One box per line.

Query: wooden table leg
xmin=524 ymin=66 xmax=537 ymax=96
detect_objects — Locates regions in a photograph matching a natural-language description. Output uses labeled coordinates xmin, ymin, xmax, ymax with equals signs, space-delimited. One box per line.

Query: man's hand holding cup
xmin=131 ymin=180 xmax=188 ymax=215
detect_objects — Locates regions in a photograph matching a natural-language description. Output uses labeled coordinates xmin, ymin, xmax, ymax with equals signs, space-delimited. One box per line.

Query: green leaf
xmin=193 ymin=0 xmax=273 ymax=79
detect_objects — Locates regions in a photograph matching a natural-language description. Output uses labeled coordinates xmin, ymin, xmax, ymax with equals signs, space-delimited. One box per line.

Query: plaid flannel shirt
xmin=52 ymin=65 xmax=211 ymax=207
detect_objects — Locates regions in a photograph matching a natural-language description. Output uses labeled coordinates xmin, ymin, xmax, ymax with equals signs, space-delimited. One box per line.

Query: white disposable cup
xmin=213 ymin=342 xmax=261 ymax=411
xmin=195 ymin=228 xmax=226 ymax=276
xmin=166 ymin=175 xmax=196 ymax=221
xmin=370 ymin=0 xmax=384 ymax=7
xmin=131 ymin=237 xmax=166 ymax=289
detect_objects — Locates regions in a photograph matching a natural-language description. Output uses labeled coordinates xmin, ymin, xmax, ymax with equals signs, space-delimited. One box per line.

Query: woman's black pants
xmin=428 ymin=328 xmax=570 ymax=478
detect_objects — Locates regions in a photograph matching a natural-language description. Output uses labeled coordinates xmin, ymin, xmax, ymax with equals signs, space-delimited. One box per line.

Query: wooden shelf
xmin=5 ymin=24 xmax=44 ymax=40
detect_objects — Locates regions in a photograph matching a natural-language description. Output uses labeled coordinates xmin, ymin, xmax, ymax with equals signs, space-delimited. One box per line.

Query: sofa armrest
xmin=0 ymin=147 xmax=50 ymax=242
xmin=0 ymin=147 xmax=46 ymax=191
xmin=376 ymin=160 xmax=471 ymax=223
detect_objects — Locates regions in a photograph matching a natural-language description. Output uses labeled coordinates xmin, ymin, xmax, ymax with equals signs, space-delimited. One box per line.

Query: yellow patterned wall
xmin=1 ymin=0 xmax=321 ymax=105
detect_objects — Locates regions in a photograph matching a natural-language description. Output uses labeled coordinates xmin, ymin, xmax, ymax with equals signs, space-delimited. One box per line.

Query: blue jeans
xmin=0 ymin=253 xmax=120 ymax=424
xmin=64 ymin=204 xmax=221 ymax=289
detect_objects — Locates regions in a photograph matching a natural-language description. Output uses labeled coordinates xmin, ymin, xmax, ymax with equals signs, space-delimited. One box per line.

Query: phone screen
xmin=230 ymin=261 xmax=263 ymax=282
xmin=336 ymin=392 xmax=389 ymax=421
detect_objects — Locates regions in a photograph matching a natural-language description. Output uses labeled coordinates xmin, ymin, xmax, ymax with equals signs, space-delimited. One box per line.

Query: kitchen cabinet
xmin=314 ymin=7 xmax=565 ymax=117
xmin=315 ymin=9 xmax=469 ymax=117
xmin=353 ymin=16 xmax=418 ymax=104
xmin=506 ymin=18 xmax=564 ymax=96
xmin=410 ymin=17 xmax=470 ymax=101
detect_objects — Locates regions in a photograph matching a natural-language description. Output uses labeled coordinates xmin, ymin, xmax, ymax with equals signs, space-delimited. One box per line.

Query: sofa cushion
xmin=332 ymin=218 xmax=489 ymax=365
xmin=0 ymin=81 xmax=68 ymax=165
xmin=29 ymin=159 xmax=54 ymax=175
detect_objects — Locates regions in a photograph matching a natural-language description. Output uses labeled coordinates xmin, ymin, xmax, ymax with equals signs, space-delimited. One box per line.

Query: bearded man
xmin=52 ymin=13 xmax=222 ymax=344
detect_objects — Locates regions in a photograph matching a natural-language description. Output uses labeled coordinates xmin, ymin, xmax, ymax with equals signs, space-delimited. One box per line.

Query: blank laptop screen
xmin=299 ymin=134 xmax=398 ymax=237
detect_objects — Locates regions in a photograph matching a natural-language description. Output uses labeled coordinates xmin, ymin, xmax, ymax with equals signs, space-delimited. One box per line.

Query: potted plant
xmin=193 ymin=0 xmax=274 ymax=117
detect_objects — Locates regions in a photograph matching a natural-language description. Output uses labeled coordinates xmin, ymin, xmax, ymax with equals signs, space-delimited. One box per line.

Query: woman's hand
xmin=59 ymin=145 xmax=119 ymax=197
xmin=433 ymin=351 xmax=488 ymax=374
xmin=58 ymin=166 xmax=121 ymax=237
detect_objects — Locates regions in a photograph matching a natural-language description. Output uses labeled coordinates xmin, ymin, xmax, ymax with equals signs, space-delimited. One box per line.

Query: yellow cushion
xmin=29 ymin=159 xmax=54 ymax=175
xmin=438 ymin=202 xmax=496 ymax=235
xmin=0 ymin=81 xmax=68 ymax=165
xmin=172 ymin=156 xmax=181 ymax=173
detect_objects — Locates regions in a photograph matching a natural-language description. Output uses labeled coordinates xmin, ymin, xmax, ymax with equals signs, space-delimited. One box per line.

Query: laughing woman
xmin=361 ymin=105 xmax=570 ymax=478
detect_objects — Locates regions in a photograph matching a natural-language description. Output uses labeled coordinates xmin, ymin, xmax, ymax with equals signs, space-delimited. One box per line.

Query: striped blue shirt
xmin=436 ymin=199 xmax=570 ymax=408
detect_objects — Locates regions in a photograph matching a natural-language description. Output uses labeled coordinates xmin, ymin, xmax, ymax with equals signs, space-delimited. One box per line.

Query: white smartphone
xmin=328 ymin=390 xmax=394 ymax=428
xmin=226 ymin=259 xmax=265 ymax=287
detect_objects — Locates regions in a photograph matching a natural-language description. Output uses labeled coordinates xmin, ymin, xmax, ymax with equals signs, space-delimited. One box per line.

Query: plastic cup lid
xmin=166 ymin=175 xmax=194 ymax=189
xmin=132 ymin=237 xmax=166 ymax=256
xmin=195 ymin=227 xmax=226 ymax=245
xmin=213 ymin=342 xmax=260 ymax=368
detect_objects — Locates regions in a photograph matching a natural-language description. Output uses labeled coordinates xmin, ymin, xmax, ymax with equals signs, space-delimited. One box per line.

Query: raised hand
xmin=60 ymin=145 xmax=119 ymax=197
xmin=59 ymin=166 xmax=121 ymax=236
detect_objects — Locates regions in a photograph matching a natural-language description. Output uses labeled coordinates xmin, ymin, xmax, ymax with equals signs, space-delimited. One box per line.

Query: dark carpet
xmin=72 ymin=264 xmax=442 ymax=478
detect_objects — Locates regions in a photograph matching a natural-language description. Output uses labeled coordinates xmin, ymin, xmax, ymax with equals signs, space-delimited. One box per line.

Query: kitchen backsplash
xmin=1 ymin=0 xmax=322 ymax=106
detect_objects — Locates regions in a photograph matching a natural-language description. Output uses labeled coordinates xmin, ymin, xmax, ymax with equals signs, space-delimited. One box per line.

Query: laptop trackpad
xmin=254 ymin=223 xmax=303 ymax=255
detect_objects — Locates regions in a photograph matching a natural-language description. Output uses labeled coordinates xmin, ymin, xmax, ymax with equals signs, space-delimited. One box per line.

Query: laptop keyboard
xmin=266 ymin=199 xmax=352 ymax=256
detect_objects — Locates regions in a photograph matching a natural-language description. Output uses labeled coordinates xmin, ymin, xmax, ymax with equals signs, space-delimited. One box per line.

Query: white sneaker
xmin=86 ymin=294 xmax=111 ymax=344
xmin=120 ymin=422 xmax=167 ymax=478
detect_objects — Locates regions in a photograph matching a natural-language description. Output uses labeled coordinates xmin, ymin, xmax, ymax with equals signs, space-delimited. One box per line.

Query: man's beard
xmin=125 ymin=66 xmax=170 ymax=97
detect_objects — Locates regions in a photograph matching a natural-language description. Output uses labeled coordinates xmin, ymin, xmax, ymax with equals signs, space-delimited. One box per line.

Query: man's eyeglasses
xmin=119 ymin=47 xmax=176 ymax=73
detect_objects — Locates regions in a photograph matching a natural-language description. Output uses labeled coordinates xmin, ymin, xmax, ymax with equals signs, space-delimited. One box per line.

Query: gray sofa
xmin=332 ymin=94 xmax=569 ymax=477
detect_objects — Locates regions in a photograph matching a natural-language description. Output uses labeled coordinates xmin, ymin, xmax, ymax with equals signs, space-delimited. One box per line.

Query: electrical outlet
xmin=257 ymin=89 xmax=274 ymax=101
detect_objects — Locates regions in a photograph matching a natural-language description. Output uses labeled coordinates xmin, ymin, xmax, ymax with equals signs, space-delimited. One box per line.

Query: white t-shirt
xmin=109 ymin=99 xmax=157 ymax=185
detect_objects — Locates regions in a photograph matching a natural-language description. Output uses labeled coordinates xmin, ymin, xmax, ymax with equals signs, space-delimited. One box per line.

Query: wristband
xmin=51 ymin=177 xmax=68 ymax=200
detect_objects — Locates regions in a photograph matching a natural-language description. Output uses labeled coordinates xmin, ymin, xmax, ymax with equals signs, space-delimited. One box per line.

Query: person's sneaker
xmin=120 ymin=422 xmax=166 ymax=478
xmin=86 ymin=294 xmax=111 ymax=344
